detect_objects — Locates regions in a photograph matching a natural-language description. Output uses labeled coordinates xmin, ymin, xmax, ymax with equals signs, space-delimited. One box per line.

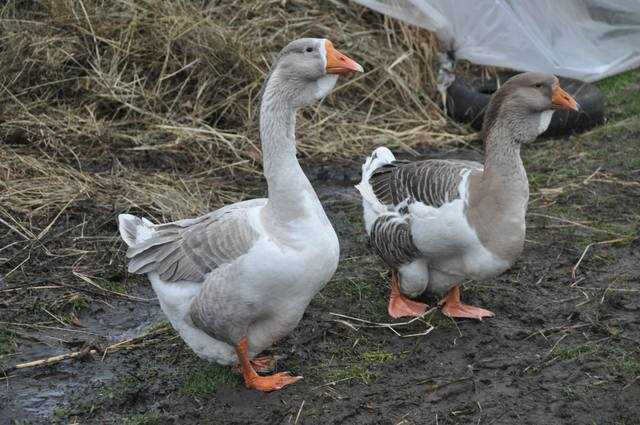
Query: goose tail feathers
xmin=118 ymin=214 xmax=155 ymax=248
xmin=355 ymin=146 xmax=395 ymax=215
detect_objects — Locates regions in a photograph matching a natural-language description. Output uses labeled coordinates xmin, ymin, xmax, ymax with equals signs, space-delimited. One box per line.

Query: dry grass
xmin=0 ymin=0 xmax=464 ymax=288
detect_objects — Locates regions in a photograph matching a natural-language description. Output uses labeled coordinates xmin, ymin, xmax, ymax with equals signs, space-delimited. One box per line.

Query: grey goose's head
xmin=264 ymin=38 xmax=363 ymax=107
xmin=482 ymin=72 xmax=579 ymax=143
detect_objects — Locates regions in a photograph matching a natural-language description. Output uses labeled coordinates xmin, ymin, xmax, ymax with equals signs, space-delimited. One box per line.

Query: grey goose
xmin=356 ymin=72 xmax=579 ymax=319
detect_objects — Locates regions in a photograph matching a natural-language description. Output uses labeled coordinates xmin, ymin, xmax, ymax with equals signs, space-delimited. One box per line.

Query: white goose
xmin=118 ymin=38 xmax=362 ymax=392
xmin=356 ymin=73 xmax=578 ymax=319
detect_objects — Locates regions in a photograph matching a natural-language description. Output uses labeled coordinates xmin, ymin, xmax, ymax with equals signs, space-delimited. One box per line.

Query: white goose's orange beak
xmin=551 ymin=84 xmax=580 ymax=112
xmin=324 ymin=40 xmax=363 ymax=74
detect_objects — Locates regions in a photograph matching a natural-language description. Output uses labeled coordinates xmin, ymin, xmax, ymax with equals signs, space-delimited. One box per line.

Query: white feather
xmin=355 ymin=146 xmax=395 ymax=233
xmin=117 ymin=214 xmax=155 ymax=246
xmin=315 ymin=74 xmax=338 ymax=99
xmin=538 ymin=110 xmax=554 ymax=134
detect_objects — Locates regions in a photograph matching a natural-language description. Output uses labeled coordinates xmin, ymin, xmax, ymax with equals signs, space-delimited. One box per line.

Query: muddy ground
xmin=2 ymin=80 xmax=640 ymax=423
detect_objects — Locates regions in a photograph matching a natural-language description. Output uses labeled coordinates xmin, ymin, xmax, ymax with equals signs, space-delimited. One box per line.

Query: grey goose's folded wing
xmin=369 ymin=159 xmax=482 ymax=208
xmin=125 ymin=199 xmax=266 ymax=283
xmin=369 ymin=213 xmax=421 ymax=269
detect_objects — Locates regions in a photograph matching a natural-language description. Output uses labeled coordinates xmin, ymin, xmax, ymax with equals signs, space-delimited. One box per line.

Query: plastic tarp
xmin=354 ymin=0 xmax=640 ymax=82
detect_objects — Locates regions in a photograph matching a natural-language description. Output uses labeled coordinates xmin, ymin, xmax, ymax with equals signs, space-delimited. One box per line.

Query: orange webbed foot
xmin=388 ymin=272 xmax=428 ymax=319
xmin=246 ymin=372 xmax=303 ymax=392
xmin=438 ymin=284 xmax=494 ymax=320
xmin=235 ymin=337 xmax=302 ymax=392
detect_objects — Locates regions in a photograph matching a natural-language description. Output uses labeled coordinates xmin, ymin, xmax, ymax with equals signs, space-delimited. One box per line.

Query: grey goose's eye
xmin=305 ymin=47 xmax=314 ymax=53
xmin=534 ymin=83 xmax=543 ymax=89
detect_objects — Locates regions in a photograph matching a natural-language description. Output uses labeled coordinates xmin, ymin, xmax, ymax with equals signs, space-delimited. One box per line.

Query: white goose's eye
xmin=305 ymin=47 xmax=313 ymax=53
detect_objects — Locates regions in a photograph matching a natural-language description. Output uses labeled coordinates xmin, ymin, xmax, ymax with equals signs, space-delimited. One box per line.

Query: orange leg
xmin=438 ymin=284 xmax=494 ymax=320
xmin=235 ymin=337 xmax=302 ymax=392
xmin=387 ymin=271 xmax=428 ymax=319
xmin=233 ymin=355 xmax=275 ymax=374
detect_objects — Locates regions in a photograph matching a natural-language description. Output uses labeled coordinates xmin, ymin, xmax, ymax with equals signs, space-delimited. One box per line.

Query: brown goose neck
xmin=481 ymin=123 xmax=527 ymax=192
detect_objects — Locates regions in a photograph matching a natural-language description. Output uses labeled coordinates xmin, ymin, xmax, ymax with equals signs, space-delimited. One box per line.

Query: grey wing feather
xmin=126 ymin=199 xmax=266 ymax=283
xmin=369 ymin=214 xmax=421 ymax=269
xmin=370 ymin=159 xmax=482 ymax=208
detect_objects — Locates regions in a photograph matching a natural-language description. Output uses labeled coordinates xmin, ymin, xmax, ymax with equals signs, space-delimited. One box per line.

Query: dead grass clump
xmin=0 ymin=1 xmax=463 ymax=291
xmin=1 ymin=0 xmax=457 ymax=170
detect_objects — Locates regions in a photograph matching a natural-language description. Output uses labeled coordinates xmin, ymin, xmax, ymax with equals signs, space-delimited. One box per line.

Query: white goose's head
xmin=266 ymin=38 xmax=363 ymax=107
xmin=483 ymin=72 xmax=580 ymax=143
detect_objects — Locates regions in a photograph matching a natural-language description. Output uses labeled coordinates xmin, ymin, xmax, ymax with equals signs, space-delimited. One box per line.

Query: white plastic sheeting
xmin=355 ymin=0 xmax=640 ymax=82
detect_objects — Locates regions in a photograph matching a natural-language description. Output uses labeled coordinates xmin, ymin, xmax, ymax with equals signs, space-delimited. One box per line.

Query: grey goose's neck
xmin=465 ymin=116 xmax=530 ymax=264
xmin=259 ymin=73 xmax=317 ymax=223
xmin=481 ymin=122 xmax=528 ymax=198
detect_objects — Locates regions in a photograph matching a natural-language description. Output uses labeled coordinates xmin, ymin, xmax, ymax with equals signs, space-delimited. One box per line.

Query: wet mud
xmin=2 ymin=125 xmax=639 ymax=425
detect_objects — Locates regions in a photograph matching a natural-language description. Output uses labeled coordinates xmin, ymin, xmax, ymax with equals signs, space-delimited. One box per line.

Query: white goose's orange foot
xmin=387 ymin=271 xmax=428 ymax=319
xmin=235 ymin=337 xmax=302 ymax=392
xmin=438 ymin=284 xmax=494 ymax=320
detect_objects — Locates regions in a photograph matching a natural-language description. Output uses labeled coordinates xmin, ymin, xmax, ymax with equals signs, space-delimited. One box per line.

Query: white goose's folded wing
xmin=125 ymin=199 xmax=267 ymax=283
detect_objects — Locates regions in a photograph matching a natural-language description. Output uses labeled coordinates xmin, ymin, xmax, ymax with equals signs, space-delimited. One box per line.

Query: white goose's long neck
xmin=260 ymin=76 xmax=318 ymax=224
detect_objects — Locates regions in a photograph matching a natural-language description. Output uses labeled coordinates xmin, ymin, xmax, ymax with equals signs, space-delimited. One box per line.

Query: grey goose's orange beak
xmin=324 ymin=40 xmax=363 ymax=74
xmin=551 ymin=84 xmax=580 ymax=112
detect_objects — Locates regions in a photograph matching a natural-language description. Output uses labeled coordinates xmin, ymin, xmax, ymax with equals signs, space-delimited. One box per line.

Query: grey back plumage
xmin=370 ymin=159 xmax=482 ymax=208
xmin=126 ymin=199 xmax=265 ymax=282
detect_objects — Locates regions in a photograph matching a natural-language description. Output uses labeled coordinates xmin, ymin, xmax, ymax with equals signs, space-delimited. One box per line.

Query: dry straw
xmin=0 ymin=0 xmax=465 ymax=288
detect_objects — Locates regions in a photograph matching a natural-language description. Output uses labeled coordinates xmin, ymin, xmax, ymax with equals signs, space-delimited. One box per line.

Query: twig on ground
xmin=571 ymin=237 xmax=634 ymax=279
xmin=528 ymin=213 xmax=623 ymax=237
xmin=294 ymin=400 xmax=305 ymax=425
xmin=0 ymin=325 xmax=171 ymax=376
xmin=72 ymin=271 xmax=154 ymax=302
xmin=329 ymin=307 xmax=437 ymax=338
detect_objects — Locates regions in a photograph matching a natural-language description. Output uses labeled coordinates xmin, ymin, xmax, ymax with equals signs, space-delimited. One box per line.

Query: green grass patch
xmin=597 ymin=69 xmax=640 ymax=119
xmin=52 ymin=407 xmax=70 ymax=420
xmin=561 ymin=385 xmax=579 ymax=401
xmin=551 ymin=341 xmax=640 ymax=380
xmin=100 ymin=278 xmax=128 ymax=294
xmin=361 ymin=350 xmax=395 ymax=364
xmin=181 ymin=364 xmax=241 ymax=397
xmin=0 ymin=329 xmax=17 ymax=356
xmin=553 ymin=343 xmax=600 ymax=361
xmin=605 ymin=345 xmax=640 ymax=378
xmin=322 ymin=348 xmax=397 ymax=385
xmin=337 ymin=278 xmax=380 ymax=301
xmin=524 ymin=113 xmax=640 ymax=260
xmin=124 ymin=412 xmax=162 ymax=425
xmin=98 ymin=374 xmax=147 ymax=402
xmin=66 ymin=293 xmax=90 ymax=313
xmin=616 ymin=358 xmax=640 ymax=377
xmin=318 ymin=272 xmax=387 ymax=315
xmin=325 ymin=364 xmax=377 ymax=384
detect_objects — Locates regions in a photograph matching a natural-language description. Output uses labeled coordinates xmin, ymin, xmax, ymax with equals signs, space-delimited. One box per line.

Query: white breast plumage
xmin=408 ymin=170 xmax=510 ymax=281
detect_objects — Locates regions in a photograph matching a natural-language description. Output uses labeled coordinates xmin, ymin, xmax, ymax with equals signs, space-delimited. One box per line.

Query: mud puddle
xmin=1 ymin=284 xmax=163 ymax=422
